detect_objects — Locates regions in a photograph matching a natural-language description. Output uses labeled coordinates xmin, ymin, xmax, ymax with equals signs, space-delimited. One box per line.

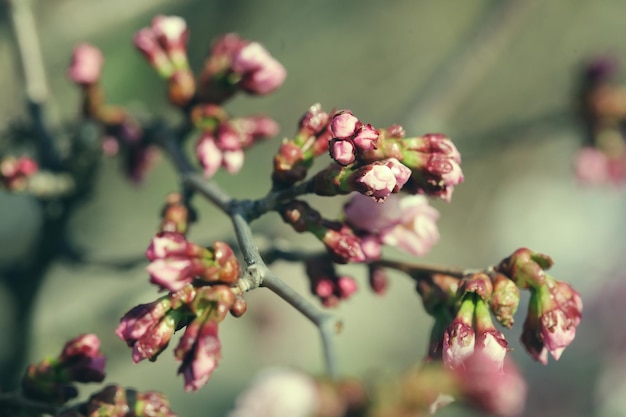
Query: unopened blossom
xmin=58 ymin=334 xmax=107 ymax=383
xmin=575 ymin=147 xmax=610 ymax=184
xmin=305 ymin=254 xmax=359 ymax=306
xmin=0 ymin=156 xmax=38 ymax=191
xmin=134 ymin=28 xmax=174 ymax=77
xmin=331 ymin=111 xmax=360 ymax=139
xmin=231 ymin=42 xmax=286 ymax=95
xmin=442 ymin=298 xmax=476 ymax=370
xmin=329 ymin=139 xmax=356 ymax=166
xmin=175 ymin=319 xmax=221 ymax=391
xmin=222 ymin=149 xmax=245 ymax=174
xmin=229 ymin=368 xmax=318 ymax=417
xmin=353 ymin=124 xmax=379 ymax=151
xmin=196 ymin=133 xmax=223 ymax=178
xmin=68 ymin=43 xmax=104 ymax=85
xmin=521 ymin=276 xmax=582 ymax=364
xmin=344 ymin=193 xmax=440 ymax=257
xmin=490 ymin=273 xmax=520 ymax=328
xmin=456 ymin=352 xmax=527 ymax=417
xmin=353 ymin=162 xmax=397 ymax=200
xmin=368 ymin=264 xmax=389 ymax=295
xmin=473 ymin=298 xmax=508 ymax=370
xmin=151 ymin=15 xmax=189 ymax=69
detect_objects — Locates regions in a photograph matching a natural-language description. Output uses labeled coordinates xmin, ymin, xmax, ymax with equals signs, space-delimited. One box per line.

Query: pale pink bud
xmin=329 ymin=139 xmax=356 ymax=166
xmin=176 ymin=320 xmax=221 ymax=392
xmin=151 ymin=15 xmax=188 ymax=52
xmin=442 ymin=319 xmax=475 ymax=370
xmin=299 ymin=103 xmax=329 ymax=135
xmin=146 ymin=258 xmax=195 ymax=292
xmin=322 ymin=226 xmax=366 ymax=263
xmin=315 ymin=279 xmax=335 ymax=298
xmin=575 ymin=147 xmax=610 ymax=184
xmin=474 ymin=329 xmax=508 ymax=370
xmin=384 ymin=158 xmax=411 ymax=192
xmin=134 ymin=28 xmax=174 ymax=77
xmin=540 ymin=309 xmax=576 ymax=361
xmin=359 ymin=235 xmax=382 ymax=260
xmin=232 ymin=42 xmax=286 ymax=94
xmin=352 ymin=123 xmax=379 ymax=151
xmin=68 ymin=43 xmax=104 ymax=85
xmin=426 ymin=154 xmax=464 ymax=186
xmin=196 ymin=134 xmax=223 ymax=178
xmin=422 ymin=133 xmax=462 ymax=163
xmin=217 ymin=124 xmax=242 ymax=150
xmin=355 ymin=163 xmax=396 ymax=201
xmin=146 ymin=232 xmax=188 ymax=261
xmin=222 ymin=149 xmax=245 ymax=174
xmin=116 ymin=300 xmax=170 ymax=343
xmin=331 ymin=111 xmax=359 ymax=139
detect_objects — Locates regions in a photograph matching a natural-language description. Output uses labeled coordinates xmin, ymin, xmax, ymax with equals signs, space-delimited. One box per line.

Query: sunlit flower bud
xmin=352 ymin=123 xmax=379 ymax=151
xmin=442 ymin=298 xmax=476 ymax=370
xmin=196 ymin=133 xmax=223 ymax=179
xmin=329 ymin=139 xmax=356 ymax=166
xmin=331 ymin=111 xmax=360 ymax=139
xmin=68 ymin=43 xmax=104 ymax=85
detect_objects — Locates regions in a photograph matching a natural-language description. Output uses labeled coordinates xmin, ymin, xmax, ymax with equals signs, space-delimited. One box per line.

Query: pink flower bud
xmin=222 ymin=149 xmax=245 ymax=174
xmin=146 ymin=232 xmax=188 ymax=261
xmin=151 ymin=15 xmax=188 ymax=52
xmin=134 ymin=28 xmax=174 ymax=78
xmin=132 ymin=314 xmax=176 ymax=363
xmin=68 ymin=43 xmax=104 ymax=85
xmin=337 ymin=276 xmax=358 ymax=299
xmin=331 ymin=111 xmax=359 ymax=139
xmin=384 ymin=158 xmax=411 ymax=192
xmin=354 ymin=163 xmax=396 ymax=201
xmin=116 ymin=299 xmax=170 ymax=343
xmin=146 ymin=258 xmax=196 ymax=292
xmin=329 ymin=139 xmax=356 ymax=166
xmin=421 ymin=133 xmax=462 ymax=163
xmin=196 ymin=133 xmax=223 ymax=179
xmin=59 ymin=334 xmax=106 ymax=383
xmin=232 ymin=42 xmax=286 ymax=95
xmin=368 ymin=265 xmax=389 ymax=295
xmin=299 ymin=103 xmax=329 ymax=135
xmin=474 ymin=329 xmax=508 ymax=371
xmin=442 ymin=318 xmax=475 ymax=370
xmin=575 ymin=147 xmax=610 ymax=184
xmin=425 ymin=154 xmax=464 ymax=187
xmin=176 ymin=320 xmax=221 ymax=391
xmin=216 ymin=123 xmax=242 ymax=150
xmin=315 ymin=279 xmax=335 ymax=298
xmin=322 ymin=226 xmax=366 ymax=263
xmin=352 ymin=123 xmax=379 ymax=151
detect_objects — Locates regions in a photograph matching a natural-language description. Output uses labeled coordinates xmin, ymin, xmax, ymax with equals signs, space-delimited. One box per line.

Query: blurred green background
xmin=2 ymin=0 xmax=626 ymax=416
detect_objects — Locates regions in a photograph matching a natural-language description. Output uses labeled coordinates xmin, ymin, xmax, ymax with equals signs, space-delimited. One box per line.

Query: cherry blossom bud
xmin=134 ymin=28 xmax=174 ymax=78
xmin=474 ymin=299 xmax=508 ymax=370
xmin=305 ymin=254 xmax=357 ymax=305
xmin=135 ymin=390 xmax=178 ymax=417
xmin=321 ymin=225 xmax=366 ymax=264
xmin=1 ymin=156 xmax=39 ymax=191
xmin=175 ymin=319 xmax=221 ymax=391
xmin=146 ymin=258 xmax=196 ymax=291
xmin=337 ymin=276 xmax=358 ymax=299
xmin=229 ymin=368 xmax=317 ymax=417
xmin=230 ymin=296 xmax=248 ymax=317
xmin=457 ymin=273 xmax=493 ymax=301
xmin=417 ymin=133 xmax=462 ymax=163
xmin=299 ymin=103 xmax=329 ymax=136
xmin=344 ymin=194 xmax=440 ymax=257
xmin=116 ymin=298 xmax=171 ymax=344
xmin=232 ymin=42 xmax=286 ymax=95
xmin=442 ymin=298 xmax=476 ymax=370
xmin=199 ymin=241 xmax=241 ymax=285
xmin=353 ymin=162 xmax=397 ymax=201
xmin=167 ymin=70 xmax=196 ymax=107
xmin=196 ymin=133 xmax=223 ymax=179
xmin=329 ymin=138 xmax=356 ymax=166
xmin=84 ymin=385 xmax=178 ymax=417
xmin=272 ymin=141 xmax=307 ymax=186
xmin=159 ymin=192 xmax=195 ymax=234
xmin=368 ymin=265 xmax=389 ymax=295
xmin=331 ymin=111 xmax=360 ymax=139
xmin=59 ymin=334 xmax=106 ymax=383
xmin=386 ymin=124 xmax=405 ymax=138
xmin=496 ymin=248 xmax=553 ymax=289
xmin=385 ymin=158 xmax=411 ymax=192
xmin=490 ymin=273 xmax=520 ymax=328
xmin=456 ymin=353 xmax=527 ymax=417
xmin=151 ymin=15 xmax=189 ymax=69
xmin=68 ymin=43 xmax=104 ymax=85
xmin=131 ymin=312 xmax=177 ymax=363
xmin=222 ymin=149 xmax=245 ymax=174
xmin=146 ymin=232 xmax=200 ymax=260
xmin=360 ymin=235 xmax=382 ymax=260
xmin=352 ymin=123 xmax=379 ymax=151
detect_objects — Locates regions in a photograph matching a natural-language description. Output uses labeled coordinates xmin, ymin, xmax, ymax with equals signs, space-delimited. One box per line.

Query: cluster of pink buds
xmin=63 ymin=384 xmax=177 ymax=417
xmin=21 ymin=334 xmax=106 ymax=404
xmin=0 ymin=156 xmax=38 ymax=191
xmin=134 ymin=15 xmax=195 ymax=106
xmin=192 ymin=104 xmax=279 ymax=178
xmin=145 ymin=231 xmax=240 ymax=292
xmin=317 ymin=111 xmax=463 ymax=202
xmin=440 ymin=274 xmax=509 ymax=370
xmin=117 ymin=228 xmax=245 ymax=390
xmin=305 ymin=254 xmax=358 ymax=307
xmin=496 ymin=248 xmax=583 ymax=364
xmin=272 ymin=103 xmax=332 ymax=188
xmin=198 ymin=33 xmax=286 ymax=102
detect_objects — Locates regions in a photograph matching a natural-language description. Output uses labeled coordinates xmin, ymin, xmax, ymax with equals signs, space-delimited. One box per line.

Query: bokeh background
xmin=2 ymin=0 xmax=626 ymax=416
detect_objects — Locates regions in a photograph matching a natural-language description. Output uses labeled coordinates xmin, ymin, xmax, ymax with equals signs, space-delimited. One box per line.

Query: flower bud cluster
xmin=305 ymin=254 xmax=358 ymax=307
xmin=272 ymin=103 xmax=332 ymax=188
xmin=67 ymin=44 xmax=104 ymax=86
xmin=198 ymin=33 xmax=286 ymax=103
xmin=21 ymin=334 xmax=106 ymax=404
xmin=316 ymin=111 xmax=463 ymax=202
xmin=117 ymin=232 xmax=245 ymax=390
xmin=66 ymin=385 xmax=177 ymax=417
xmin=496 ymin=248 xmax=582 ymax=364
xmin=0 ymin=156 xmax=38 ymax=191
xmin=134 ymin=15 xmax=195 ymax=106
xmin=192 ymin=104 xmax=279 ymax=178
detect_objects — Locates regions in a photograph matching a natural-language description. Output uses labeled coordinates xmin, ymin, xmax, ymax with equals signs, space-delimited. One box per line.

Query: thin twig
xmin=372 ymin=259 xmax=468 ymax=279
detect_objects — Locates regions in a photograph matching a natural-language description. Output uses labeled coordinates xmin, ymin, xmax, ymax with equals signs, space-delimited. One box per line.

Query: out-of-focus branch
xmin=7 ymin=0 xmax=59 ymax=169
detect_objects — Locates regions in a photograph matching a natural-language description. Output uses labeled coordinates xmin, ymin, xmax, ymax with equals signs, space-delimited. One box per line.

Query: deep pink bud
xmin=329 ymin=139 xmax=356 ymax=166
xmin=59 ymin=334 xmax=106 ymax=383
xmin=368 ymin=265 xmax=389 ymax=295
xmin=68 ymin=43 xmax=103 ymax=85
xmin=322 ymin=226 xmax=366 ymax=263
xmin=232 ymin=42 xmax=286 ymax=94
xmin=146 ymin=258 xmax=196 ymax=292
xmin=196 ymin=133 xmax=223 ymax=179
xmin=176 ymin=320 xmax=221 ymax=391
xmin=315 ymin=279 xmax=335 ymax=298
xmin=146 ymin=232 xmax=188 ymax=261
xmin=352 ymin=123 xmax=379 ymax=151
xmin=337 ymin=276 xmax=358 ymax=299
xmin=116 ymin=299 xmax=170 ymax=343
xmin=299 ymin=103 xmax=330 ymax=135
xmin=131 ymin=313 xmax=176 ymax=363
xmin=331 ymin=111 xmax=360 ymax=139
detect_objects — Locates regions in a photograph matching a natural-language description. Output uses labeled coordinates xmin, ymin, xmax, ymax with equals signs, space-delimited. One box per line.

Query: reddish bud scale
xmin=167 ymin=69 xmax=196 ymax=107
xmin=279 ymin=200 xmax=323 ymax=233
xmin=457 ymin=273 xmax=493 ymax=301
xmin=497 ymin=248 xmax=554 ymax=289
xmin=490 ymin=273 xmax=520 ymax=328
